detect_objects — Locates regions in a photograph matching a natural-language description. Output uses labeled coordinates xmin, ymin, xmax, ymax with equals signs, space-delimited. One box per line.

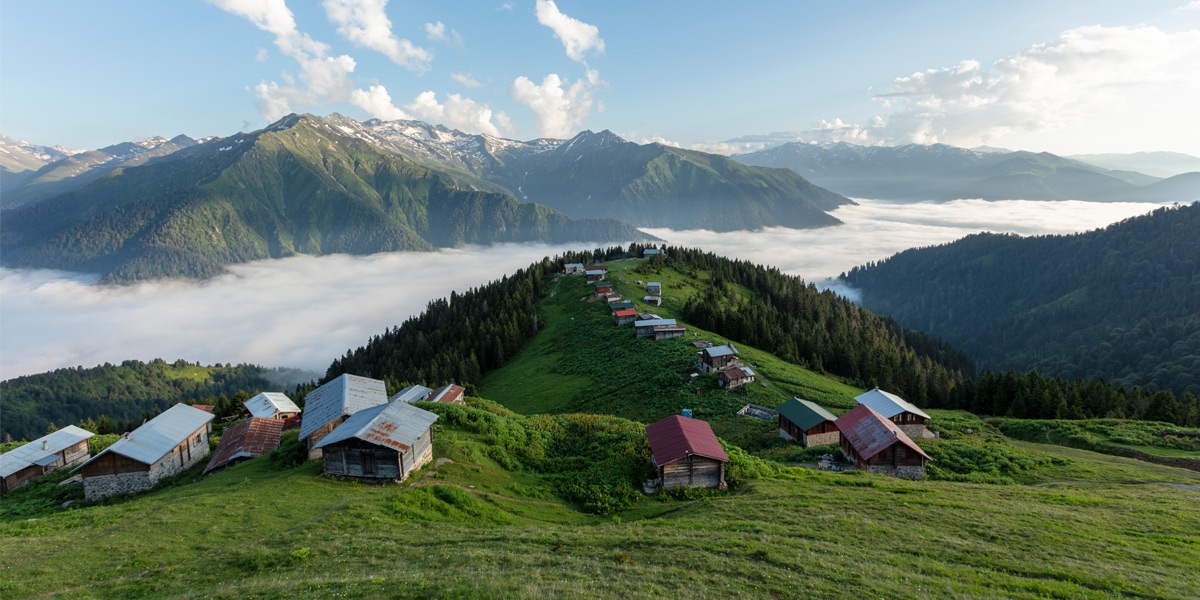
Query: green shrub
xmin=268 ymin=430 xmax=308 ymax=469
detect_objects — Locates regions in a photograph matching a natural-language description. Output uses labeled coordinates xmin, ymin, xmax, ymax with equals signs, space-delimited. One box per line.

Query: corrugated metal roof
xmin=634 ymin=318 xmax=676 ymax=328
xmin=243 ymin=392 xmax=301 ymax=419
xmin=776 ymin=398 xmax=837 ymax=431
xmin=586 ymin=265 xmax=608 ymax=271
xmin=647 ymin=282 xmax=661 ymax=287
xmin=645 ymin=415 xmax=729 ymax=466
xmin=565 ymin=263 xmax=585 ymax=268
xmin=854 ymin=388 xmax=931 ymax=420
xmin=0 ymin=425 xmax=95 ymax=478
xmin=585 ymin=269 xmax=605 ymax=276
xmin=299 ymin=374 xmax=389 ymax=440
xmin=390 ymin=385 xmax=433 ymax=403
xmin=429 ymin=384 xmax=465 ymax=404
xmin=705 ymin=344 xmax=738 ymax=358
xmin=835 ymin=404 xmax=931 ymax=462
xmin=614 ymin=309 xmax=637 ymax=317
xmin=720 ymin=366 xmax=755 ymax=381
xmin=643 ymin=249 xmax=661 ymax=255
xmin=204 ymin=418 xmax=283 ymax=474
xmin=313 ymin=401 xmax=439 ymax=452
xmin=74 ymin=404 xmax=213 ymax=470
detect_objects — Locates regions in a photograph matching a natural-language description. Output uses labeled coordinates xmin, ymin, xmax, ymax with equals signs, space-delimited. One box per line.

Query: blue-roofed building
xmin=390 ymin=385 xmax=433 ymax=404
xmin=299 ymin=374 xmax=390 ymax=459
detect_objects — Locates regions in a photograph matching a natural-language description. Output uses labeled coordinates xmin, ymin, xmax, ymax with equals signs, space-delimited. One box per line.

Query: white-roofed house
xmin=243 ymin=392 xmax=301 ymax=420
xmin=299 ymin=374 xmax=390 ymax=460
xmin=314 ymin=401 xmax=439 ymax=482
xmin=390 ymin=384 xmax=433 ymax=404
xmin=634 ymin=318 xmax=677 ymax=338
xmin=646 ymin=282 xmax=662 ymax=295
xmin=853 ymin=388 xmax=935 ymax=439
xmin=564 ymin=263 xmax=586 ymax=275
xmin=643 ymin=248 xmax=662 ymax=257
xmin=696 ymin=344 xmax=739 ymax=373
xmin=73 ymin=404 xmax=214 ymax=501
xmin=0 ymin=426 xmax=94 ymax=493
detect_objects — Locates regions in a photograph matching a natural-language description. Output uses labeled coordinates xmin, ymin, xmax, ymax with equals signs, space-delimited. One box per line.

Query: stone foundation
xmin=84 ymin=472 xmax=152 ymax=501
xmin=803 ymin=431 xmax=840 ymax=447
xmin=865 ymin=464 xmax=925 ymax=480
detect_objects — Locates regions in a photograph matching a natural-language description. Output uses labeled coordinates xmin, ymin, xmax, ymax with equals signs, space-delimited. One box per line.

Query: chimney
xmin=43 ymin=440 xmax=49 ymax=450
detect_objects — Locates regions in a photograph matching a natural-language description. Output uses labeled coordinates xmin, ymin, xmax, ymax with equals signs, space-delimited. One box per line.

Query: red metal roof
xmin=204 ymin=417 xmax=283 ymax=474
xmin=645 ymin=415 xmax=729 ymax=466
xmin=835 ymin=404 xmax=931 ymax=462
xmin=192 ymin=404 xmax=215 ymax=413
xmin=280 ymin=415 xmax=302 ymax=431
xmin=586 ymin=265 xmax=608 ymax=271
xmin=430 ymin=384 xmax=466 ymax=404
xmin=614 ymin=309 xmax=637 ymax=317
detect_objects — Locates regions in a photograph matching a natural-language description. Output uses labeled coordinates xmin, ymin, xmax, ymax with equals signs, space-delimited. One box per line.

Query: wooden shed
xmin=609 ymin=301 xmax=636 ymax=314
xmin=594 ymin=282 xmax=613 ymax=296
xmin=614 ymin=309 xmax=638 ymax=325
xmin=646 ymin=415 xmax=729 ymax=489
xmin=775 ymin=398 xmax=840 ymax=446
xmin=646 ymin=282 xmax=662 ymax=295
xmin=835 ymin=404 xmax=931 ymax=480
xmin=204 ymin=417 xmax=283 ymax=474
xmin=696 ymin=344 xmax=739 ymax=373
xmin=0 ymin=426 xmax=94 ymax=493
xmin=635 ymin=318 xmax=676 ymax=338
xmin=652 ymin=324 xmax=687 ymax=340
xmin=854 ymin=388 xmax=934 ymax=439
xmin=73 ymin=404 xmax=214 ymax=500
xmin=243 ymin=392 xmax=301 ymax=420
xmin=719 ymin=366 xmax=755 ymax=390
xmin=314 ymin=401 xmax=439 ymax=483
xmin=564 ymin=263 xmax=586 ymax=275
xmin=585 ymin=269 xmax=606 ymax=283
xmin=429 ymin=384 xmax=466 ymax=405
xmin=299 ymin=374 xmax=390 ymax=459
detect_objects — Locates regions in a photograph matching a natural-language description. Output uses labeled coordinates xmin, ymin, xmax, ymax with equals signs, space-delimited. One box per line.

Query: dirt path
xmin=1032 ymin=480 xmax=1200 ymax=491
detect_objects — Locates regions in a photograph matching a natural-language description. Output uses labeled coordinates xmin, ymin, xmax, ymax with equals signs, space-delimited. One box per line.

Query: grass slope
xmin=3 ymin=401 xmax=1199 ymax=599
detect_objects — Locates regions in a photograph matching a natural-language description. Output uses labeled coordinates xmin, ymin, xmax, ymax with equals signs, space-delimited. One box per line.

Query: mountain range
xmin=733 ymin=141 xmax=1200 ymax=203
xmin=0 ymin=115 xmax=655 ymax=282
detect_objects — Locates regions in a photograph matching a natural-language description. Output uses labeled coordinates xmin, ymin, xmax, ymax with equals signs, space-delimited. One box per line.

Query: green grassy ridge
xmin=3 ymin=399 xmax=1199 ymax=599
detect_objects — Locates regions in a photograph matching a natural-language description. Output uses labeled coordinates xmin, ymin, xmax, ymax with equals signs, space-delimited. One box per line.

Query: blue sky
xmin=3 ymin=0 xmax=1199 ymax=155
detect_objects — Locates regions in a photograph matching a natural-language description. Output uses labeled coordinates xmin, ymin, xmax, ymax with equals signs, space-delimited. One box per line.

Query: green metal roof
xmin=775 ymin=398 xmax=837 ymax=431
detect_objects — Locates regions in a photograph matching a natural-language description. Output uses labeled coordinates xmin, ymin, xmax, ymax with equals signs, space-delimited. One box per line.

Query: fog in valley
xmin=0 ymin=199 xmax=1167 ymax=381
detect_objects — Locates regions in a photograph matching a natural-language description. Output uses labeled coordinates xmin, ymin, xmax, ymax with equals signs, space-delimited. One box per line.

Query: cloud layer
xmin=405 ymin=91 xmax=512 ymax=136
xmin=0 ymin=200 xmax=1168 ymax=380
xmin=323 ymin=0 xmax=432 ymax=71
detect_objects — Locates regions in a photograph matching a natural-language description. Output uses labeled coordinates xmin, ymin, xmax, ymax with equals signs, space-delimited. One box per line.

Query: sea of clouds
xmin=0 ymin=199 xmax=1168 ymax=380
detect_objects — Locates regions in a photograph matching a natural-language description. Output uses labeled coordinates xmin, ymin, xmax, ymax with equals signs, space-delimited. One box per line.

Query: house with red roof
xmin=645 ymin=415 xmax=729 ymax=489
xmin=429 ymin=384 xmax=466 ymax=405
xmin=614 ymin=308 xmax=637 ymax=325
xmin=835 ymin=404 xmax=931 ymax=480
xmin=204 ymin=417 xmax=283 ymax=475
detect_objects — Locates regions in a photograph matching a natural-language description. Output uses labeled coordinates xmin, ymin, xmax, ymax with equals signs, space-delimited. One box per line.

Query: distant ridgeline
xmin=0 ymin=360 xmax=279 ymax=441
xmin=328 ymin=244 xmax=1199 ymax=427
xmin=842 ymin=202 xmax=1200 ymax=408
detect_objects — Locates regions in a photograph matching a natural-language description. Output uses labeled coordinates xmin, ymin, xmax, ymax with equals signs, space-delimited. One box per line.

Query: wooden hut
xmin=564 ymin=263 xmax=586 ymax=275
xmin=776 ymin=398 xmax=840 ymax=446
xmin=243 ymin=392 xmax=301 ymax=420
xmin=73 ymin=404 xmax=214 ymax=501
xmin=585 ymin=269 xmax=606 ymax=283
xmin=719 ymin=366 xmax=755 ymax=390
xmin=594 ymin=282 xmax=613 ymax=296
xmin=0 ymin=426 xmax=94 ymax=493
xmin=204 ymin=417 xmax=282 ymax=474
xmin=853 ymin=388 xmax=933 ymax=439
xmin=614 ymin=308 xmax=637 ymax=325
xmin=835 ymin=404 xmax=931 ymax=480
xmin=634 ymin=318 xmax=676 ymax=338
xmin=696 ymin=344 xmax=739 ymax=373
xmin=299 ymin=374 xmax=389 ymax=460
xmin=314 ymin=401 xmax=439 ymax=483
xmin=643 ymin=248 xmax=662 ymax=257
xmin=643 ymin=295 xmax=662 ymax=306
xmin=429 ymin=384 xmax=466 ymax=405
xmin=645 ymin=415 xmax=729 ymax=489
xmin=610 ymin=301 xmax=636 ymax=314
xmin=653 ymin=324 xmax=687 ymax=340
xmin=646 ymin=282 xmax=662 ymax=295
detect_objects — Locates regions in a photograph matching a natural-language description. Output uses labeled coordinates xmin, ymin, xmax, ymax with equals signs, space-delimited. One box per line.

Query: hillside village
xmin=4 ymin=251 xmax=942 ymax=499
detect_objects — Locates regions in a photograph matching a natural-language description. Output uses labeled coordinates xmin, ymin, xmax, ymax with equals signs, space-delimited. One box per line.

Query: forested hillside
xmin=842 ymin=203 xmax=1200 ymax=398
xmin=0 ymin=360 xmax=274 ymax=441
xmin=0 ymin=115 xmax=651 ymax=282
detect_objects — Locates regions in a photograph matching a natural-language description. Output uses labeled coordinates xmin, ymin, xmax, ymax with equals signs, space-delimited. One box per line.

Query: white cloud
xmin=834 ymin=25 xmax=1200 ymax=148
xmin=497 ymin=1 xmax=515 ymax=11
xmin=625 ymin=132 xmax=680 ymax=147
xmin=424 ymin=21 xmax=464 ymax=46
xmin=255 ymin=47 xmax=269 ymax=62
xmin=535 ymin=0 xmax=604 ymax=62
xmin=404 ymin=91 xmax=511 ymax=136
xmin=351 ymin=85 xmax=409 ymax=120
xmin=451 ymin=72 xmax=483 ymax=89
xmin=322 ymin=0 xmax=432 ymax=72
xmin=509 ymin=73 xmax=595 ymax=138
xmin=1181 ymin=1 xmax=1200 ymax=10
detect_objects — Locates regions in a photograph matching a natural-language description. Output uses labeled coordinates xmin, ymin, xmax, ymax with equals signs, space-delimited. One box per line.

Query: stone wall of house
xmin=898 ymin=424 xmax=935 ymax=439
xmin=83 ymin=472 xmax=152 ymax=501
xmin=865 ymin=464 xmax=925 ymax=480
xmin=803 ymin=431 xmax=840 ymax=447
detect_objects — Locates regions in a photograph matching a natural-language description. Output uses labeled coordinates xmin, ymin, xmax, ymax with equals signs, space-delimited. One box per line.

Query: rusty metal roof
xmin=719 ymin=366 xmax=755 ymax=381
xmin=429 ymin=384 xmax=465 ymax=404
xmin=645 ymin=415 xmax=729 ymax=466
xmin=614 ymin=309 xmax=637 ymax=317
xmin=313 ymin=401 xmax=438 ymax=453
xmin=1 ymin=425 xmax=94 ymax=478
xmin=299 ymin=374 xmax=389 ymax=441
xmin=203 ymin=418 xmax=283 ymax=474
xmin=74 ymin=404 xmax=213 ymax=470
xmin=835 ymin=404 xmax=931 ymax=462
xmin=243 ymin=392 xmax=301 ymax=419
xmin=854 ymin=388 xmax=931 ymax=420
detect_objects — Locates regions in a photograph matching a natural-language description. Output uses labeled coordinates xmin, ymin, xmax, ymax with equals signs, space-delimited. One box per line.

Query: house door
xmin=362 ymin=451 xmax=376 ymax=476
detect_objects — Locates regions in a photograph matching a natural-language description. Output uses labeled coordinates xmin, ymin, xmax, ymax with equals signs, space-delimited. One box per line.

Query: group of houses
xmin=695 ymin=344 xmax=757 ymax=391
xmin=0 ymin=373 xmax=468 ymax=500
xmin=565 ymin=259 xmax=688 ymax=342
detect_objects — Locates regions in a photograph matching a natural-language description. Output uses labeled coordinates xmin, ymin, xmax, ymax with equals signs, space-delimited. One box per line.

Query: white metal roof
xmin=313 ymin=401 xmax=439 ymax=452
xmin=705 ymin=344 xmax=738 ymax=358
xmin=0 ymin=425 xmax=94 ymax=478
xmin=634 ymin=318 xmax=676 ymax=328
xmin=390 ymin=385 xmax=433 ymax=403
xmin=299 ymin=374 xmax=389 ymax=440
xmin=647 ymin=282 xmax=662 ymax=287
xmin=73 ymin=404 xmax=213 ymax=470
xmin=643 ymin=249 xmax=661 ymax=255
xmin=243 ymin=392 xmax=301 ymax=419
xmin=565 ymin=263 xmax=585 ymax=268
xmin=853 ymin=388 xmax=931 ymax=420
xmin=585 ymin=269 xmax=605 ymax=275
